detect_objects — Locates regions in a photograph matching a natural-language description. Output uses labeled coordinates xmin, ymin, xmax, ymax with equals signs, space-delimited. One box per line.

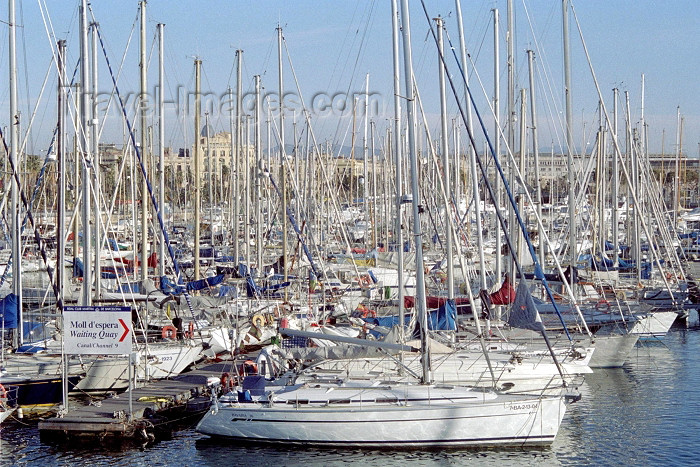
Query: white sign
xmin=63 ymin=306 xmax=133 ymax=355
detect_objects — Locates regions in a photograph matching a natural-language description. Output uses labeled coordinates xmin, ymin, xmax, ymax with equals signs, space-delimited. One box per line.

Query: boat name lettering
xmin=509 ymin=403 xmax=539 ymax=411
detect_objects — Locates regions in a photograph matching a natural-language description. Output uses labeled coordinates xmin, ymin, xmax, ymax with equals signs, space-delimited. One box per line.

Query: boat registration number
xmin=508 ymin=402 xmax=539 ymax=411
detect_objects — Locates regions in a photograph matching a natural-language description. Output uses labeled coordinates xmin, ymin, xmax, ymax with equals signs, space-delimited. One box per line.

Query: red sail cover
xmin=489 ymin=275 xmax=516 ymax=305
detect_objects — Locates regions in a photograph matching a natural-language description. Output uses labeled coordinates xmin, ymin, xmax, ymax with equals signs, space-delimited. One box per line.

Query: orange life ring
xmin=595 ymin=300 xmax=610 ymax=312
xmin=360 ymin=308 xmax=377 ymax=318
xmin=184 ymin=321 xmax=195 ymax=338
xmin=0 ymin=383 xmax=6 ymax=400
xmin=162 ymin=325 xmax=177 ymax=339
xmin=359 ymin=276 xmax=371 ymax=288
xmin=220 ymin=372 xmax=233 ymax=389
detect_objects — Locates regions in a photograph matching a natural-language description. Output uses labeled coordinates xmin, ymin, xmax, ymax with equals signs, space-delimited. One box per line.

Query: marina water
xmin=2 ymin=311 xmax=699 ymax=466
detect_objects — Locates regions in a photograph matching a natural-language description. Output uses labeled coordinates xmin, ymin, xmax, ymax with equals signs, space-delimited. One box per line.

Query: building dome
xmin=200 ymin=123 xmax=215 ymax=137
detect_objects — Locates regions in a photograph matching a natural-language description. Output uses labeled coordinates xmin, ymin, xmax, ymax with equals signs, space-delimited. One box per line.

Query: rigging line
xmin=16 ymin=56 xmax=54 ymax=159
xmin=0 ymin=126 xmax=62 ymax=308
xmin=265 ymin=95 xmax=326 ymax=278
xmin=89 ymin=5 xmax=139 ymax=144
xmin=94 ymin=23 xmax=198 ymax=317
xmin=569 ymin=1 xmax=678 ymax=303
xmin=420 ymin=0 xmax=583 ymax=339
xmin=19 ymin=0 xmax=35 ymax=156
xmin=324 ymin=1 xmax=361 ymax=94
xmin=37 ymin=0 xmax=59 ymax=75
xmin=0 ymin=123 xmax=58 ymax=288
xmin=520 ymin=0 xmax=568 ymax=157
xmin=327 ymin=1 xmax=377 ymax=144
xmin=274 ymin=63 xmax=363 ymax=282
xmin=257 ymin=30 xmax=276 ymax=82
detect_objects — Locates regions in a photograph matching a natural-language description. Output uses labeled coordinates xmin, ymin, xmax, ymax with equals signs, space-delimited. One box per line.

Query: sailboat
xmin=196 ymin=2 xmax=575 ymax=448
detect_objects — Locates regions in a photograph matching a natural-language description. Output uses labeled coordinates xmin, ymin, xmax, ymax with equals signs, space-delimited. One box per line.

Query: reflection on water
xmin=2 ymin=311 xmax=700 ymax=466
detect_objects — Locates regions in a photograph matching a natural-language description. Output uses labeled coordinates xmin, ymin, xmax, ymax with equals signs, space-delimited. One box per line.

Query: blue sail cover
xmin=0 ymin=293 xmax=19 ymax=329
xmin=160 ymin=275 xmax=185 ymax=294
xmin=73 ymin=258 xmax=84 ymax=278
xmin=159 ymin=274 xmax=225 ymax=294
xmin=507 ymin=280 xmax=545 ymax=333
xmin=361 ymin=300 xmax=456 ymax=333
xmin=428 ymin=299 xmax=456 ymax=331
xmin=186 ymin=274 xmax=225 ymax=292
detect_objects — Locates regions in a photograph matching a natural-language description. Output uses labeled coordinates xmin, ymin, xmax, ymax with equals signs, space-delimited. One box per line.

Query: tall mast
xmin=527 ymin=49 xmax=545 ymax=265
xmin=435 ymin=16 xmax=454 ymax=301
xmin=9 ymin=0 xmax=22 ymax=344
xmin=234 ymin=50 xmax=242 ymax=266
xmin=363 ymin=73 xmax=370 ymax=229
xmin=139 ymin=0 xmax=148 ymax=282
xmin=206 ymin=112 xmax=212 ymax=261
xmin=612 ymin=88 xmax=619 ymax=267
xmin=228 ymin=86 xmax=234 ymax=243
xmin=79 ymin=0 xmax=92 ymax=306
xmin=277 ymin=26 xmax=288 ymax=291
xmin=194 ymin=59 xmax=202 ymax=280
xmin=506 ymin=0 xmax=515 ymax=161
xmin=517 ymin=88 xmax=527 ymax=264
xmin=506 ymin=0 xmax=516 ymax=279
xmin=674 ymin=106 xmax=681 ymax=228
xmin=493 ymin=8 xmax=502 ymax=287
xmin=399 ymin=0 xmax=430 ymax=384
xmin=254 ymin=75 xmax=263 ymax=273
xmin=57 ymin=39 xmax=67 ymax=313
xmin=157 ymin=23 xmax=166 ymax=277
xmin=626 ymin=91 xmax=640 ymax=283
xmin=563 ymin=0 xmax=576 ymax=283
xmin=390 ymin=0 xmax=405 ymax=343
xmin=91 ymin=21 xmax=101 ymax=298
xmin=370 ymin=120 xmax=377 ymax=251
xmin=244 ymin=113 xmax=251 ymax=267
xmin=57 ymin=38 xmax=68 ymax=409
xmin=455 ymin=0 xmax=486 ymax=291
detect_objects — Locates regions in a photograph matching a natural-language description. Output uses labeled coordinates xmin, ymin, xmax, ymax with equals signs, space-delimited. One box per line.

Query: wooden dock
xmin=38 ymin=362 xmax=233 ymax=443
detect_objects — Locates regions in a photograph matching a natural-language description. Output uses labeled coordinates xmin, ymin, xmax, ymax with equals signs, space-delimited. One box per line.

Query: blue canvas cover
xmin=0 ymin=293 xmax=19 ymax=329
xmin=427 ymin=299 xmax=456 ymax=331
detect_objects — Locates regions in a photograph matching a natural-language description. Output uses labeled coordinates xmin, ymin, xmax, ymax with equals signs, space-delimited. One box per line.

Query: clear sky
xmin=0 ymin=0 xmax=697 ymax=158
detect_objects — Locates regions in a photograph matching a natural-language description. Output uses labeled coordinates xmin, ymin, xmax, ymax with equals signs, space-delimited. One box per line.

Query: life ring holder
xmin=162 ymin=325 xmax=177 ymax=339
xmin=252 ymin=314 xmax=265 ymax=328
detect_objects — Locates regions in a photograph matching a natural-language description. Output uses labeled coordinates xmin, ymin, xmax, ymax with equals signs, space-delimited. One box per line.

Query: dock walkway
xmin=38 ymin=362 xmax=233 ymax=442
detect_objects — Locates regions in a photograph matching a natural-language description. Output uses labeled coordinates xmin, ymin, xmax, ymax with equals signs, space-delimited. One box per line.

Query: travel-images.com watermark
xmin=72 ymin=86 xmax=386 ymax=121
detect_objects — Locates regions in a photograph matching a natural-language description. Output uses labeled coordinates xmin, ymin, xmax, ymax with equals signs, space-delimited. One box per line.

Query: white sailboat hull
xmin=197 ymin=384 xmax=568 ymax=447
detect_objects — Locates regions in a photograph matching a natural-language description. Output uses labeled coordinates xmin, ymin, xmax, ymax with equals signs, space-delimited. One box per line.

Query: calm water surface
xmin=2 ymin=312 xmax=699 ymax=466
